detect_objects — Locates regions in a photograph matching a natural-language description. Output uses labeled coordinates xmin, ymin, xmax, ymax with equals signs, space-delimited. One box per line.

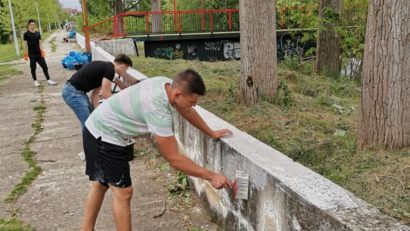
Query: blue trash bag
xmin=62 ymin=51 xmax=92 ymax=70
xmin=68 ymin=30 xmax=76 ymax=39
xmin=61 ymin=56 xmax=78 ymax=70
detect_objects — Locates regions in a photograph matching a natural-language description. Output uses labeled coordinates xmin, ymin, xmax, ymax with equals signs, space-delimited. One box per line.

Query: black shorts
xmin=83 ymin=127 xmax=134 ymax=188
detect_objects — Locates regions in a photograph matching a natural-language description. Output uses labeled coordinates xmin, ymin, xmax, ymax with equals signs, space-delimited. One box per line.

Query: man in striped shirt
xmin=81 ymin=69 xmax=232 ymax=231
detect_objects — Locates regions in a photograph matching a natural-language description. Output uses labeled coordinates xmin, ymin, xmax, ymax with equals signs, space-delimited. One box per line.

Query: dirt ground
xmin=0 ymin=30 xmax=217 ymax=231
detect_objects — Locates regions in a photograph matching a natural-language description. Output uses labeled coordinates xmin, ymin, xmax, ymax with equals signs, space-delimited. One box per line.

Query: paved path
xmin=0 ymin=30 xmax=216 ymax=231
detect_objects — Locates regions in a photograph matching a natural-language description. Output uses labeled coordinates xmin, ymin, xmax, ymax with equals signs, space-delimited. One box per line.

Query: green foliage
xmin=275 ymin=79 xmax=293 ymax=109
xmin=0 ymin=0 xmax=67 ymax=44
xmin=0 ymin=218 xmax=34 ymax=231
xmin=276 ymin=0 xmax=318 ymax=29
xmin=169 ymin=171 xmax=190 ymax=197
xmin=336 ymin=0 xmax=368 ymax=81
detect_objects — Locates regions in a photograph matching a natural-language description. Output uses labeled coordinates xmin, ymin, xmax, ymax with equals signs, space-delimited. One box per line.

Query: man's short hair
xmin=114 ymin=54 xmax=133 ymax=67
xmin=173 ymin=69 xmax=206 ymax=96
xmin=28 ymin=19 xmax=36 ymax=25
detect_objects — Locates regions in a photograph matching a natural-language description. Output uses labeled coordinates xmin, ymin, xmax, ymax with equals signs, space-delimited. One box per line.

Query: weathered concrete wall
xmin=77 ymin=33 xmax=409 ymax=231
xmin=173 ymin=108 xmax=409 ymax=231
xmin=96 ymin=38 xmax=137 ymax=57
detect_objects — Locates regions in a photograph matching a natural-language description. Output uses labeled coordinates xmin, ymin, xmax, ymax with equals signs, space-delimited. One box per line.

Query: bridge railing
xmin=88 ymin=9 xmax=240 ymax=37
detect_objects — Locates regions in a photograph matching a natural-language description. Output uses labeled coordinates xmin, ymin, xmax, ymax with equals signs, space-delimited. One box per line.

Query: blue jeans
xmin=62 ymin=82 xmax=93 ymax=131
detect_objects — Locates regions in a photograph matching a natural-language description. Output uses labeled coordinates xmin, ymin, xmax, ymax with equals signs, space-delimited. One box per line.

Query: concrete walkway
xmin=0 ymin=30 xmax=216 ymax=231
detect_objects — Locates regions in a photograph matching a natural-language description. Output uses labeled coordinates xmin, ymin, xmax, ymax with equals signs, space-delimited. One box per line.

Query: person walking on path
xmin=23 ymin=19 xmax=57 ymax=87
xmin=80 ymin=69 xmax=233 ymax=231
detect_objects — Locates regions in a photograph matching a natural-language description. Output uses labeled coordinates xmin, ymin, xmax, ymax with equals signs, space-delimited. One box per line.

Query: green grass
xmin=0 ymin=218 xmax=34 ymax=231
xmin=4 ymin=86 xmax=45 ymax=204
xmin=0 ymin=65 xmax=21 ymax=82
xmin=0 ymin=43 xmax=23 ymax=62
xmin=131 ymin=47 xmax=409 ymax=224
xmin=48 ymin=37 xmax=57 ymax=53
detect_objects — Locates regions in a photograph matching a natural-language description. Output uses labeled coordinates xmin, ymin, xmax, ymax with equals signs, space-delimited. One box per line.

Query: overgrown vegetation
xmin=0 ymin=218 xmax=34 ymax=231
xmin=48 ymin=37 xmax=57 ymax=53
xmin=0 ymin=65 xmax=21 ymax=81
xmin=4 ymin=85 xmax=45 ymax=203
xmin=131 ymin=52 xmax=409 ymax=224
xmin=0 ymin=0 xmax=66 ymax=44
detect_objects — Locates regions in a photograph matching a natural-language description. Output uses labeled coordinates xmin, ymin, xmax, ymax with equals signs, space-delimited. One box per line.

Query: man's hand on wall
xmin=211 ymin=129 xmax=233 ymax=139
xmin=209 ymin=172 xmax=232 ymax=189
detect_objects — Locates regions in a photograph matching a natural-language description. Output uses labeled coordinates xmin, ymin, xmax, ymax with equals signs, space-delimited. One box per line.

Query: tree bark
xmin=115 ymin=0 xmax=124 ymax=36
xmin=239 ymin=0 xmax=278 ymax=105
xmin=151 ymin=0 xmax=161 ymax=33
xmin=316 ymin=0 xmax=342 ymax=76
xmin=359 ymin=0 xmax=410 ymax=149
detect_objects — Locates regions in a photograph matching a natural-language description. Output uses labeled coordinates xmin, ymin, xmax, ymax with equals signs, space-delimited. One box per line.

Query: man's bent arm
xmin=101 ymin=78 xmax=113 ymax=99
xmin=155 ymin=135 xmax=232 ymax=189
xmin=121 ymin=72 xmax=139 ymax=86
xmin=113 ymin=79 xmax=127 ymax=90
xmin=177 ymin=107 xmax=221 ymax=139
xmin=155 ymin=135 xmax=213 ymax=179
xmin=90 ymin=87 xmax=101 ymax=108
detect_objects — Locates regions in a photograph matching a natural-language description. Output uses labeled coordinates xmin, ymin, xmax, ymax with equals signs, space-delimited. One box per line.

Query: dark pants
xmin=29 ymin=55 xmax=50 ymax=81
xmin=83 ymin=127 xmax=133 ymax=188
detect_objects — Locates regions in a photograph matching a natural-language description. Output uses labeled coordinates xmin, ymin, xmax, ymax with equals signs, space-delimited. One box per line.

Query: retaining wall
xmin=76 ymin=33 xmax=409 ymax=231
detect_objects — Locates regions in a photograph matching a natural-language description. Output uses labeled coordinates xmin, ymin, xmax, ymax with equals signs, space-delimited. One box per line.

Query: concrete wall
xmin=76 ymin=34 xmax=410 ymax=231
xmin=76 ymin=34 xmax=146 ymax=80
xmin=95 ymin=38 xmax=137 ymax=57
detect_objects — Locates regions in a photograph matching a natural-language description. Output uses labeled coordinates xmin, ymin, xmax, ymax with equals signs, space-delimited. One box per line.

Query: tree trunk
xmin=359 ymin=0 xmax=410 ymax=149
xmin=239 ymin=0 xmax=278 ymax=105
xmin=115 ymin=0 xmax=124 ymax=36
xmin=151 ymin=0 xmax=161 ymax=33
xmin=316 ymin=0 xmax=342 ymax=76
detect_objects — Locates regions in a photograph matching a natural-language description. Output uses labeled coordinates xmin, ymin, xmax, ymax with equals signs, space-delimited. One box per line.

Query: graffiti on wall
xmin=145 ymin=32 xmax=315 ymax=61
xmin=223 ymin=42 xmax=240 ymax=59
xmin=153 ymin=44 xmax=184 ymax=60
xmin=277 ymin=34 xmax=306 ymax=58
xmin=147 ymin=39 xmax=241 ymax=61
xmin=204 ymin=41 xmax=222 ymax=51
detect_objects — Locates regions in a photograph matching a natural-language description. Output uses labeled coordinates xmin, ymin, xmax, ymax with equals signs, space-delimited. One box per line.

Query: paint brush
xmin=232 ymin=171 xmax=249 ymax=200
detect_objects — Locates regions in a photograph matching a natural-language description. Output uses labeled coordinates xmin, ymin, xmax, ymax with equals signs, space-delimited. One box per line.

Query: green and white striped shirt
xmin=85 ymin=77 xmax=174 ymax=146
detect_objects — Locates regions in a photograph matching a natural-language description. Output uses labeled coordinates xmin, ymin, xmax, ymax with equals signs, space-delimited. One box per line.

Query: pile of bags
xmin=62 ymin=51 xmax=91 ymax=70
xmin=68 ymin=30 xmax=76 ymax=39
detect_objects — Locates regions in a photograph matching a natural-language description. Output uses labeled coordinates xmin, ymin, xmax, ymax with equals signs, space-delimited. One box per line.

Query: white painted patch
xmin=292 ymin=216 xmax=302 ymax=231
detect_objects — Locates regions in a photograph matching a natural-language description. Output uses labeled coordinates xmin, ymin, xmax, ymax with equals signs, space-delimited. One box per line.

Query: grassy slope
xmin=131 ymin=46 xmax=409 ymax=224
xmin=0 ymin=65 xmax=21 ymax=82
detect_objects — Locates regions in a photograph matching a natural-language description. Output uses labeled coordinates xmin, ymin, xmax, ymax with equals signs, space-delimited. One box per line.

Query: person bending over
xmin=81 ymin=69 xmax=232 ymax=231
xmin=62 ymin=54 xmax=138 ymax=160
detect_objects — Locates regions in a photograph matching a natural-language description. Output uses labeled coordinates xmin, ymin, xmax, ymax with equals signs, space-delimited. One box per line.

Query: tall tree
xmin=359 ymin=0 xmax=410 ymax=149
xmin=316 ymin=0 xmax=342 ymax=76
xmin=151 ymin=0 xmax=161 ymax=33
xmin=239 ymin=0 xmax=278 ymax=105
xmin=114 ymin=0 xmax=124 ymax=36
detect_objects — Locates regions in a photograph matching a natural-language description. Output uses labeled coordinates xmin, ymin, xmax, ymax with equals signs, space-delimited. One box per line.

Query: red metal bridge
xmin=88 ymin=9 xmax=240 ymax=37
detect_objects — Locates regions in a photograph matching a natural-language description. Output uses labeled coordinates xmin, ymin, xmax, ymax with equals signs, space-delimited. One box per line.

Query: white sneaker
xmin=78 ymin=151 xmax=86 ymax=161
xmin=34 ymin=81 xmax=40 ymax=87
xmin=47 ymin=80 xmax=58 ymax=85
